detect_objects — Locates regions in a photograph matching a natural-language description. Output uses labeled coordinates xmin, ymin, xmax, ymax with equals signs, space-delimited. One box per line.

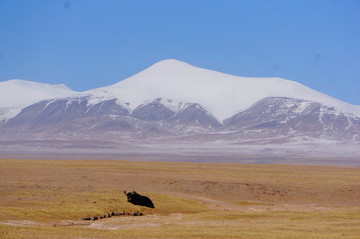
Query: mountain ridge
xmin=2 ymin=59 xmax=360 ymax=121
xmin=0 ymin=59 xmax=359 ymax=145
xmin=85 ymin=59 xmax=360 ymax=121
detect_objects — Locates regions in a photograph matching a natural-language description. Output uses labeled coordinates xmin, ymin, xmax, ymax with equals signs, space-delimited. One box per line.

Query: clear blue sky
xmin=0 ymin=0 xmax=359 ymax=105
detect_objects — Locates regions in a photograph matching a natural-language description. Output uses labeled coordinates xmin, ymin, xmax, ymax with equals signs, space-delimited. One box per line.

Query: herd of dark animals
xmin=81 ymin=190 xmax=154 ymax=221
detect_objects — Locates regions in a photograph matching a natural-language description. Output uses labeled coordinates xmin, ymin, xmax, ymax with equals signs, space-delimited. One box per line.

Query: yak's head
xmin=124 ymin=190 xmax=138 ymax=201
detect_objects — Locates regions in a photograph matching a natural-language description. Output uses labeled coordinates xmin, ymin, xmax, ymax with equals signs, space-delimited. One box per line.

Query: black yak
xmin=124 ymin=190 xmax=155 ymax=208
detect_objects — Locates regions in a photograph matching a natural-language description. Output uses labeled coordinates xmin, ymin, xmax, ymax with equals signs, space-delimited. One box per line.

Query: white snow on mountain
xmin=87 ymin=59 xmax=360 ymax=121
xmin=1 ymin=59 xmax=360 ymax=122
xmin=0 ymin=79 xmax=78 ymax=120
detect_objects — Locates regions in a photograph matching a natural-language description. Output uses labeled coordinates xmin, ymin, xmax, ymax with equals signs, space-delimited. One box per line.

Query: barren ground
xmin=1 ymin=159 xmax=360 ymax=238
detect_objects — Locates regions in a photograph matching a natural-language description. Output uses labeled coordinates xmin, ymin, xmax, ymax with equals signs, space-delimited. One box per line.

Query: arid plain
xmin=1 ymin=159 xmax=360 ymax=238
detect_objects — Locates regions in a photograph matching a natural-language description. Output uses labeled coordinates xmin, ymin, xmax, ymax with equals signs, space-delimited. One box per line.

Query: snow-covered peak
xmin=0 ymin=79 xmax=78 ymax=119
xmin=88 ymin=59 xmax=360 ymax=121
xmin=148 ymin=58 xmax=193 ymax=69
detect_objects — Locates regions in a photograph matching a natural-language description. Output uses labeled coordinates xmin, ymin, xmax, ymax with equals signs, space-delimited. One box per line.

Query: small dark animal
xmin=124 ymin=190 xmax=155 ymax=208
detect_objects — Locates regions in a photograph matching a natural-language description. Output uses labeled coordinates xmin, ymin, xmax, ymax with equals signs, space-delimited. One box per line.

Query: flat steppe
xmin=1 ymin=159 xmax=360 ymax=238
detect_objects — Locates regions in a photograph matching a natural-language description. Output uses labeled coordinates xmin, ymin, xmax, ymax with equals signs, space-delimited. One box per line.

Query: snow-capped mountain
xmin=0 ymin=79 xmax=78 ymax=120
xmin=86 ymin=59 xmax=360 ymax=121
xmin=0 ymin=59 xmax=359 ymax=144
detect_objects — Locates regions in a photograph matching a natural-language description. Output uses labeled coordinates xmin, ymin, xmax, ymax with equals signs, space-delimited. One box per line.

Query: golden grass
xmin=1 ymin=210 xmax=360 ymax=238
xmin=1 ymin=159 xmax=360 ymax=238
xmin=0 ymin=188 xmax=207 ymax=222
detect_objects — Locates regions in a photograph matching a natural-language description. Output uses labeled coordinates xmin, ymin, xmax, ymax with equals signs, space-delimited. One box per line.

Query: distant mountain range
xmin=1 ymin=59 xmax=359 ymax=145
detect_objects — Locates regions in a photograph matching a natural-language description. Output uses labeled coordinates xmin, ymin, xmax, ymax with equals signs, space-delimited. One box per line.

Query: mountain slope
xmin=0 ymin=96 xmax=221 ymax=139
xmin=1 ymin=96 xmax=359 ymax=143
xmin=223 ymin=97 xmax=360 ymax=141
xmin=0 ymin=79 xmax=78 ymax=120
xmin=87 ymin=59 xmax=360 ymax=121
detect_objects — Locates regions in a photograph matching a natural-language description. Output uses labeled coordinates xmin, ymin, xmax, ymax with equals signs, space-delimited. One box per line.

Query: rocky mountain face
xmin=0 ymin=96 xmax=221 ymax=140
xmin=1 ymin=95 xmax=359 ymax=143
xmin=223 ymin=97 xmax=360 ymax=142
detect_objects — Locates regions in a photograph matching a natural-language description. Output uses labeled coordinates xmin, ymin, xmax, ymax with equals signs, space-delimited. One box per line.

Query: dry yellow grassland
xmin=0 ymin=159 xmax=360 ymax=238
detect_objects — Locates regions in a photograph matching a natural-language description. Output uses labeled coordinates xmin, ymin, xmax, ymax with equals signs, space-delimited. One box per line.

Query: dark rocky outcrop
xmin=167 ymin=103 xmax=222 ymax=128
xmin=131 ymin=99 xmax=176 ymax=121
xmin=81 ymin=211 xmax=143 ymax=221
